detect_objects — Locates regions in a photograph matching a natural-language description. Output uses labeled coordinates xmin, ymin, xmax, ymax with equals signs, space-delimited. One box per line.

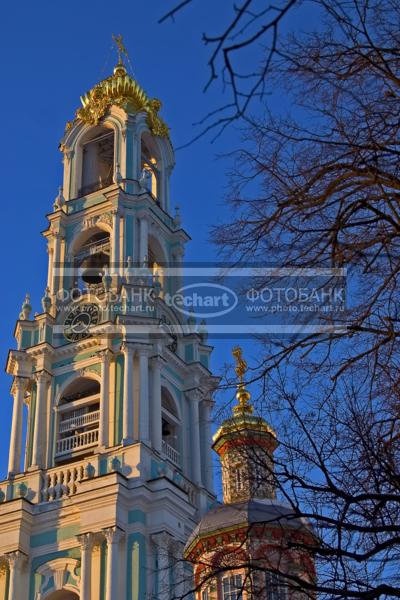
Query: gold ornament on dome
xmin=74 ymin=63 xmax=169 ymax=137
xmin=232 ymin=346 xmax=253 ymax=415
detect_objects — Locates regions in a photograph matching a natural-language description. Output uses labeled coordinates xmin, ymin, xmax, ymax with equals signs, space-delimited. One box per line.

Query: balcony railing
xmin=59 ymin=410 xmax=100 ymax=434
xmin=55 ymin=429 xmax=99 ymax=458
xmin=162 ymin=440 xmax=180 ymax=466
xmin=75 ymin=239 xmax=110 ymax=262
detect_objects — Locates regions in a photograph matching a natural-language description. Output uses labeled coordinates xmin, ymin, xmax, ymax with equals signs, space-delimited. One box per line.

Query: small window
xmin=201 ymin=590 xmax=209 ymax=600
xmin=222 ymin=575 xmax=243 ymax=600
xmin=266 ymin=572 xmax=287 ymax=600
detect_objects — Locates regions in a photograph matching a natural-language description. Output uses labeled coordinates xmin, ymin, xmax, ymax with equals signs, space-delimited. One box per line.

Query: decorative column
xmin=46 ymin=243 xmax=53 ymax=291
xmin=150 ymin=355 xmax=164 ymax=453
xmin=104 ymin=527 xmax=124 ymax=600
xmin=77 ymin=533 xmax=94 ymax=600
xmin=111 ymin=210 xmax=120 ymax=275
xmin=122 ymin=342 xmax=134 ymax=444
xmin=138 ymin=347 xmax=150 ymax=444
xmin=7 ymin=551 xmax=27 ymax=600
xmin=99 ymin=349 xmax=113 ymax=448
xmin=31 ymin=371 xmax=51 ymax=469
xmin=51 ymin=232 xmax=61 ymax=297
xmin=187 ymin=389 xmax=203 ymax=486
xmin=152 ymin=532 xmax=171 ymax=600
xmin=139 ymin=215 xmax=148 ymax=264
xmin=8 ymin=378 xmax=28 ymax=476
xmin=201 ymin=399 xmax=214 ymax=492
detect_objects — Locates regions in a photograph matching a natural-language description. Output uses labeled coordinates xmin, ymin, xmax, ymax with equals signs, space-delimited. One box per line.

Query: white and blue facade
xmin=0 ymin=62 xmax=216 ymax=600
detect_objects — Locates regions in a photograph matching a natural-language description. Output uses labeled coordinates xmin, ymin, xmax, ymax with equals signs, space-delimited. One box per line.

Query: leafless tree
xmin=162 ymin=1 xmax=400 ymax=598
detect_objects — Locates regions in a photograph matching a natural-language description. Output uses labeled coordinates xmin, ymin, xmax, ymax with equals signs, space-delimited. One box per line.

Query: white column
xmin=187 ymin=390 xmax=202 ymax=486
xmin=46 ymin=243 xmax=53 ymax=291
xmin=139 ymin=216 xmax=148 ymax=264
xmin=138 ymin=348 xmax=150 ymax=444
xmin=78 ymin=533 xmax=94 ymax=600
xmin=8 ymin=378 xmax=28 ymax=476
xmin=202 ymin=399 xmax=214 ymax=492
xmin=104 ymin=527 xmax=123 ymax=600
xmin=111 ymin=210 xmax=120 ymax=275
xmin=150 ymin=356 xmax=163 ymax=453
xmin=152 ymin=532 xmax=171 ymax=600
xmin=99 ymin=350 xmax=112 ymax=448
xmin=122 ymin=342 xmax=134 ymax=444
xmin=7 ymin=551 xmax=26 ymax=600
xmin=31 ymin=371 xmax=50 ymax=469
xmin=51 ymin=232 xmax=61 ymax=297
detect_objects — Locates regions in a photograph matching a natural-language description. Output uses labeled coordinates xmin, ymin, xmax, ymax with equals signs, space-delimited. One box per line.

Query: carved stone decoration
xmin=97 ymin=211 xmax=113 ymax=228
xmin=35 ymin=558 xmax=80 ymax=599
xmin=82 ymin=216 xmax=99 ymax=230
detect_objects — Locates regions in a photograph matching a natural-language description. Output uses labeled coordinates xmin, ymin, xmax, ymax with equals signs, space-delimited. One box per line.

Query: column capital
xmin=34 ymin=370 xmax=52 ymax=385
xmin=11 ymin=377 xmax=29 ymax=396
xmin=103 ymin=526 xmax=125 ymax=545
xmin=6 ymin=550 xmax=27 ymax=570
xmin=77 ymin=532 xmax=95 ymax=551
xmin=185 ymin=387 xmax=203 ymax=403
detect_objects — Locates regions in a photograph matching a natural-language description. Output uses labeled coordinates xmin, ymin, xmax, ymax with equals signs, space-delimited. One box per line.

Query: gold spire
xmin=232 ymin=346 xmax=253 ymax=415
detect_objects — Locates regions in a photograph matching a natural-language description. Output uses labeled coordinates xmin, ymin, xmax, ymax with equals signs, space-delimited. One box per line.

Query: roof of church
xmin=65 ymin=62 xmax=169 ymax=137
xmin=185 ymin=499 xmax=312 ymax=555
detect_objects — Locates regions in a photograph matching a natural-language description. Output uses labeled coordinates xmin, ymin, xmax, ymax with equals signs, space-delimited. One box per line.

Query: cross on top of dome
xmin=65 ymin=35 xmax=169 ymax=138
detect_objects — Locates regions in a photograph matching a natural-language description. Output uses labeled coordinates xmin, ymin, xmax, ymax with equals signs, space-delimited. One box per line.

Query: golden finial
xmin=112 ymin=33 xmax=129 ymax=65
xmin=232 ymin=346 xmax=253 ymax=415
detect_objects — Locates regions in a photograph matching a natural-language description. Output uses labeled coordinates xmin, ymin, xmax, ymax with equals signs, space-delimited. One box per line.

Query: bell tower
xmin=0 ymin=50 xmax=217 ymax=600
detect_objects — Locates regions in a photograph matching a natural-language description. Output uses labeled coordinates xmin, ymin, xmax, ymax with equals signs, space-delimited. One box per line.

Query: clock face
xmin=64 ymin=303 xmax=100 ymax=342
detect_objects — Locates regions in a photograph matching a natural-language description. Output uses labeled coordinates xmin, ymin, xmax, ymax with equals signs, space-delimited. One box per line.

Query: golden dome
xmin=69 ymin=62 xmax=169 ymax=137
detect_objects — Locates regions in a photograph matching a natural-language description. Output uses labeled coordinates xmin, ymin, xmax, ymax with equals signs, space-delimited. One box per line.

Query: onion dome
xmin=184 ymin=347 xmax=316 ymax=584
xmin=66 ymin=60 xmax=169 ymax=137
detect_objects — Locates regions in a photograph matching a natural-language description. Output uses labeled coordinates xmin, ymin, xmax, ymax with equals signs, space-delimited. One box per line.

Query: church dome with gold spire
xmin=184 ymin=348 xmax=316 ymax=599
xmin=65 ymin=36 xmax=169 ymax=137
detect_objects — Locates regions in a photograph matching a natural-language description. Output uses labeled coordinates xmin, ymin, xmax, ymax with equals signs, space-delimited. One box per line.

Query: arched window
xmin=148 ymin=235 xmax=166 ymax=295
xmin=74 ymin=228 xmax=111 ymax=289
xmin=141 ymin=132 xmax=161 ymax=203
xmin=80 ymin=125 xmax=114 ymax=196
xmin=55 ymin=377 xmax=100 ymax=463
xmin=161 ymin=387 xmax=181 ymax=466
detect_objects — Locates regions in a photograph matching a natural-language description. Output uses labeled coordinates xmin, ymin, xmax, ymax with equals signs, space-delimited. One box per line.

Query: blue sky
xmin=0 ymin=1 xmax=246 ymax=476
xmin=0 ymin=1 xmax=306 ymax=476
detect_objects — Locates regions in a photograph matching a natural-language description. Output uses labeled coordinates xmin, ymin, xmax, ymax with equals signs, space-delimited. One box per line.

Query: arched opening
xmin=73 ymin=228 xmax=110 ymax=290
xmin=80 ymin=125 xmax=114 ymax=196
xmin=148 ymin=235 xmax=166 ymax=294
xmin=45 ymin=592 xmax=79 ymax=600
xmin=141 ymin=132 xmax=161 ymax=203
xmin=55 ymin=377 xmax=100 ymax=463
xmin=161 ymin=387 xmax=181 ymax=467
